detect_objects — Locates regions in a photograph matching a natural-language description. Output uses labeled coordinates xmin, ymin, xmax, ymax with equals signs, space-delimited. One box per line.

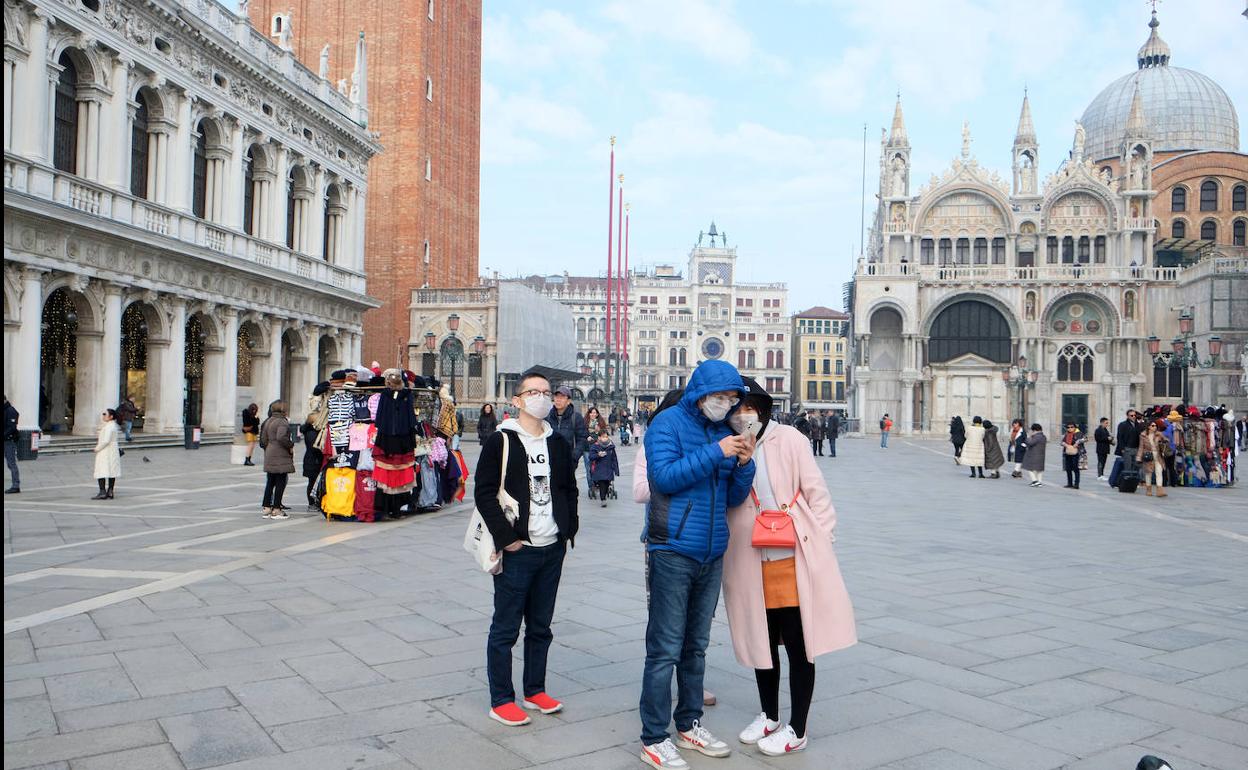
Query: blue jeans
xmin=640 ymin=549 xmax=723 ymax=744
xmin=4 ymin=440 xmax=18 ymax=488
xmin=486 ymin=541 xmax=566 ymax=707
xmin=880 ymin=431 xmax=889 ymax=447
xmin=122 ymin=420 xmax=133 ymax=441
xmin=828 ymin=437 xmax=837 ymax=457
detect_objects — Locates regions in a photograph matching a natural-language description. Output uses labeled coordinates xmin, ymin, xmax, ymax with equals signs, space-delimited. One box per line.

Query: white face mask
xmin=729 ymin=410 xmax=761 ymax=437
xmin=699 ymin=394 xmax=736 ymax=423
xmin=521 ymin=394 xmax=553 ymax=419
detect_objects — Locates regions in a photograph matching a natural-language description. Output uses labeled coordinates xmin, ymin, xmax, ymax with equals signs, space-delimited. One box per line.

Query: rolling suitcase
xmin=1117 ymin=456 xmax=1140 ymax=494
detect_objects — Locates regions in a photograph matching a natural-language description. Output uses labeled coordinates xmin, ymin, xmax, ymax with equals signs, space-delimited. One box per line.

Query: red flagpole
xmin=623 ymin=203 xmax=630 ymax=378
xmin=616 ymin=174 xmax=624 ymax=356
xmin=605 ymin=138 xmax=615 ymax=375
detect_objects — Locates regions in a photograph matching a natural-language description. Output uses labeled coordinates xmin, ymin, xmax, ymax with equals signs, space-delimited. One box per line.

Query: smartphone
xmin=740 ymin=415 xmax=763 ymax=438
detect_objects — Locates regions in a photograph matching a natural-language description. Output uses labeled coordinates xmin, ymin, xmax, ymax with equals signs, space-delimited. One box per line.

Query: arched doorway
xmin=184 ymin=315 xmax=207 ymax=426
xmin=120 ymin=303 xmax=152 ymax=433
xmin=40 ymin=288 xmax=80 ymax=432
xmin=926 ymin=298 xmax=1013 ymax=427
xmin=863 ymin=306 xmax=904 ymax=429
xmin=317 ymin=335 xmax=338 ymax=382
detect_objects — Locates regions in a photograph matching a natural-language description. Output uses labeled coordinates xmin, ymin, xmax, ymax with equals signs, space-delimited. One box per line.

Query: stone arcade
xmin=3 ymin=0 xmax=381 ymax=437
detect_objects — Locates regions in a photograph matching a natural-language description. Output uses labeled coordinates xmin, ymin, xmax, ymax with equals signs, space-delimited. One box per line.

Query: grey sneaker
xmin=676 ymin=720 xmax=730 ymax=757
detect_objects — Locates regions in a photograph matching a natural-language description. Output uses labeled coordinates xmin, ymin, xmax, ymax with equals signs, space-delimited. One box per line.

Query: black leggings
xmin=306 ymin=476 xmax=317 ymax=505
xmin=263 ymin=473 xmax=288 ymax=508
xmin=96 ymin=478 xmax=116 ymax=493
xmin=1064 ymin=455 xmax=1081 ymax=487
xmin=754 ymin=606 xmax=816 ymax=739
xmin=595 ymin=479 xmax=611 ymax=500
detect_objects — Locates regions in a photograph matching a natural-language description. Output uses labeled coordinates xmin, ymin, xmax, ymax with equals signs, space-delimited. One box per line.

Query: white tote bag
xmin=463 ymin=434 xmax=518 ymax=573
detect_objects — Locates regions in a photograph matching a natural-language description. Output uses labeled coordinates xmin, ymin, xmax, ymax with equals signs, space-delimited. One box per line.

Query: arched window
xmin=1078 ymin=236 xmax=1090 ymax=264
xmin=776 ymin=351 xmax=784 ymax=368
xmin=1200 ymin=219 xmax=1217 ymax=241
xmin=738 ymin=349 xmax=746 ymax=368
xmin=766 ymin=350 xmax=775 ymax=368
xmin=1057 ymin=343 xmax=1094 ymax=382
xmin=243 ymin=146 xmax=256 ymax=235
xmin=54 ymin=53 xmax=79 ymax=173
xmin=1200 ymin=180 xmax=1218 ymax=211
xmin=130 ymin=91 xmax=150 ymax=198
xmin=323 ymin=184 xmax=346 ymax=262
xmin=991 ymin=237 xmax=1005 ymax=264
xmin=1172 ymin=220 xmax=1186 ymax=239
xmin=576 ymin=318 xmax=586 ymax=342
xmin=955 ymin=237 xmax=970 ymax=264
xmin=670 ymin=347 xmax=678 ymax=366
xmin=1171 ymin=187 xmax=1186 ymax=212
xmin=973 ymin=237 xmax=988 ymax=265
xmin=1094 ymin=235 xmax=1106 ymax=263
xmin=679 ymin=348 xmax=687 ymax=367
xmin=1234 ymin=184 xmax=1247 ymax=212
xmin=938 ymin=238 xmax=951 ymax=264
xmin=192 ymin=121 xmax=208 ymax=219
xmin=747 ymin=350 xmax=756 ymax=369
xmin=588 ymin=317 xmax=598 ymax=339
xmin=920 ymin=238 xmax=934 ymax=264
xmin=1234 ymin=219 xmax=1246 ymax=247
xmin=928 ymin=300 xmax=1011 ymax=363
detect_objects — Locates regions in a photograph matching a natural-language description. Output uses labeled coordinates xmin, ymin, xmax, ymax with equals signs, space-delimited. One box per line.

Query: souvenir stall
xmin=306 ymin=366 xmax=469 ymax=522
xmin=1144 ymin=405 xmax=1237 ymax=489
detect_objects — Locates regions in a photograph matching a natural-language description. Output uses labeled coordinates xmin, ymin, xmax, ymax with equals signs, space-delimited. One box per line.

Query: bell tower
xmin=1012 ymin=91 xmax=1039 ymax=197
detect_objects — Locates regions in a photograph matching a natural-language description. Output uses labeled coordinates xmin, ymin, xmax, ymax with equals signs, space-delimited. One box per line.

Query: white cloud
xmin=485 ymin=10 xmax=607 ymax=71
xmin=481 ymin=82 xmax=593 ymax=165
xmin=602 ymin=0 xmax=783 ymax=70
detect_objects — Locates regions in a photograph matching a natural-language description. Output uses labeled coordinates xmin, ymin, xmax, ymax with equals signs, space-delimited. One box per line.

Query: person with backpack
xmin=259 ymin=400 xmax=294 ymax=519
xmin=475 ymin=371 xmax=579 ymax=727
xmin=116 ymin=395 xmax=138 ymax=442
xmin=879 ymin=414 xmax=892 ymax=448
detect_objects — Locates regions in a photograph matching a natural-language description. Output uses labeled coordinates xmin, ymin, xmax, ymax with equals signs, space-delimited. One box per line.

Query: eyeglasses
xmin=517 ymin=389 xmax=553 ymax=399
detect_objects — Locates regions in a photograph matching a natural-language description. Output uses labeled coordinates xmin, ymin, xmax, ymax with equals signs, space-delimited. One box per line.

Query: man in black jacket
xmin=475 ymin=371 xmax=579 ymax=728
xmin=3 ymin=395 xmax=19 ymax=493
xmin=1115 ymin=409 xmax=1141 ymax=458
xmin=826 ymin=410 xmax=841 ymax=458
xmin=1093 ymin=417 xmax=1113 ymax=479
xmin=546 ymin=385 xmax=588 ymax=466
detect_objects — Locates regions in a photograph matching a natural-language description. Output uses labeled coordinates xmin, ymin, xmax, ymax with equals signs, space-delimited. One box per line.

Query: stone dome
xmin=1079 ymin=13 xmax=1239 ymax=162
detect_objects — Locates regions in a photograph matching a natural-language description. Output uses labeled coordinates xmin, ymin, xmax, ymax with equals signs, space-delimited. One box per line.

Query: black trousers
xmin=595 ymin=479 xmax=611 ymax=500
xmin=1097 ymin=451 xmax=1109 ymax=477
xmin=262 ymin=472 xmax=288 ymax=508
xmin=754 ymin=606 xmax=816 ymax=739
xmin=1063 ymin=455 xmax=1081 ymax=487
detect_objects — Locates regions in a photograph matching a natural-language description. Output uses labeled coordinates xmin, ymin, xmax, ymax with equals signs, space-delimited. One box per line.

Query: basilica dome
xmin=1079 ymin=12 xmax=1239 ymax=162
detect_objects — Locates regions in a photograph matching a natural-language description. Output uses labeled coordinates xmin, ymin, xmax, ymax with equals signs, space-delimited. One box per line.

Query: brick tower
xmin=248 ymin=0 xmax=481 ymax=366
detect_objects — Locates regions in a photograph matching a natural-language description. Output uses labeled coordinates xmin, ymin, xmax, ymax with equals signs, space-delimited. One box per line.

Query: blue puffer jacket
xmin=643 ymin=360 xmax=755 ymax=563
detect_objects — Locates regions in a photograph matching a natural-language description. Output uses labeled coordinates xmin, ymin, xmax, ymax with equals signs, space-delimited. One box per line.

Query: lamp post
xmin=1147 ymin=309 xmax=1221 ymax=405
xmin=1002 ymin=356 xmax=1039 ymax=426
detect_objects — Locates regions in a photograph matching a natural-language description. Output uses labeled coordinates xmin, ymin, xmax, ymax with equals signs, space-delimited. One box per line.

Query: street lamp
xmin=1002 ymin=355 xmax=1039 ymax=425
xmin=1148 ymin=311 xmax=1221 ymax=404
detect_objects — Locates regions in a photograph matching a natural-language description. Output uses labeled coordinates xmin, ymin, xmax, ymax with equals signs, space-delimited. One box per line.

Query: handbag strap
xmin=499 ymin=431 xmax=510 ymax=491
xmin=751 ymin=487 xmax=802 ymax=514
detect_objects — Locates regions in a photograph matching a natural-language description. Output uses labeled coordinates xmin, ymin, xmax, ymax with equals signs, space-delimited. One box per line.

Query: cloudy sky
xmin=479 ymin=0 xmax=1246 ymax=311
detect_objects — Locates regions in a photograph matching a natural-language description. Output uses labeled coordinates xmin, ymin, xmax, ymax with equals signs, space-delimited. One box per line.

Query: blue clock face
xmin=702 ymin=338 xmax=723 ymax=359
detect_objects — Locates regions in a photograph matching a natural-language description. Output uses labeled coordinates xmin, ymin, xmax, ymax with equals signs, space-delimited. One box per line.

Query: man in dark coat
xmin=3 ymin=395 xmax=19 ymax=494
xmin=1115 ymin=409 xmax=1141 ymax=458
xmin=826 ymin=410 xmax=840 ymax=458
xmin=546 ymin=385 xmax=588 ymax=468
xmin=1093 ymin=417 xmax=1114 ymax=479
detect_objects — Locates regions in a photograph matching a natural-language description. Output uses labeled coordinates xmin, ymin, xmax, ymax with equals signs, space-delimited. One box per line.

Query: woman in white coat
xmin=92 ymin=408 xmax=122 ymax=500
xmin=960 ymin=416 xmax=987 ymax=478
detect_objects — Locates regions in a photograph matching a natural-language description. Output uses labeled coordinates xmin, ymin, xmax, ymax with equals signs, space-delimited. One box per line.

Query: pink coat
xmin=723 ymin=423 xmax=857 ymax=668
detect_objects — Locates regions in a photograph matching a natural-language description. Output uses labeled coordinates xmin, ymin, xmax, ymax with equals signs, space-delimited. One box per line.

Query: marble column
xmin=103 ymin=57 xmax=131 ymax=189
xmin=226 ymin=120 xmax=245 ymax=229
xmin=100 ymin=284 xmax=124 ymax=412
xmin=171 ymin=93 xmax=192 ymax=212
xmin=353 ymin=187 xmax=367 ymax=271
xmin=13 ymin=268 xmax=47 ymax=430
xmin=219 ymin=308 xmax=239 ymax=433
xmin=307 ymin=166 xmax=326 ymax=258
xmin=18 ymin=12 xmax=50 ymax=160
xmin=900 ymin=376 xmax=916 ymax=436
xmin=157 ymin=299 xmax=187 ymax=433
xmin=272 ymin=146 xmax=289 ymax=244
xmin=265 ymin=319 xmax=284 ymax=407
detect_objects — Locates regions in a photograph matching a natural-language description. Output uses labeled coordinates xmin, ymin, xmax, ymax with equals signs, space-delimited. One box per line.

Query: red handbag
xmin=750 ymin=489 xmax=801 ymax=549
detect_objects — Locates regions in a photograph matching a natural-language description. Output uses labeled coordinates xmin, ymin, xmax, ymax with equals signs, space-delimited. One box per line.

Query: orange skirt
xmin=761 ymin=557 xmax=799 ymax=609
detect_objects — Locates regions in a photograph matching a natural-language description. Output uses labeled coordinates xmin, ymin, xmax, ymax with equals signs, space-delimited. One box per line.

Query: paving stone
xmin=4 ymin=679 xmax=47 ymax=700
xmin=44 ymin=667 xmax=140 ymax=712
xmin=204 ymin=739 xmax=407 ymax=770
xmin=958 ymin=632 xmax=1069 ymax=659
xmin=28 ymin=616 xmax=102 ymax=649
xmin=387 ymin=723 xmax=530 ymax=768
xmin=160 ymin=707 xmax=281 ymax=770
xmin=331 ymin=630 xmax=427 ymax=666
xmin=1104 ymin=695 xmax=1248 ymax=748
xmin=970 ymin=653 xmax=1098 ymax=686
xmin=4 ymin=654 xmax=119 ymax=683
xmin=67 ymin=744 xmax=185 ymax=770
xmin=878 ymin=679 xmax=1041 ymax=731
xmin=883 ymin=710 xmax=1076 ymax=770
xmin=4 ymin=635 xmax=37 ymax=666
xmin=267 ymin=701 xmax=450 ymax=752
xmin=1075 ymin=670 xmax=1240 ymax=715
xmin=875 ymin=654 xmax=1015 ymax=696
xmin=4 ymin=696 xmax=58 ymax=742
xmin=1006 ymin=707 xmax=1165 ymax=756
xmin=986 ymin=677 xmax=1124 ymax=717
xmin=869 ymin=633 xmax=996 ymax=669
xmin=285 ymin=651 xmax=387 ymax=693
xmin=1142 ymin=729 xmax=1248 ymax=769
xmin=56 ymin=688 xmax=238 ymax=733
xmin=229 ymin=677 xmax=341 ymax=726
xmin=3 ymin=721 xmax=167 ymax=768
xmin=1145 ymin=639 xmax=1248 ymax=675
xmin=876 ymin=749 xmax=1005 ymax=770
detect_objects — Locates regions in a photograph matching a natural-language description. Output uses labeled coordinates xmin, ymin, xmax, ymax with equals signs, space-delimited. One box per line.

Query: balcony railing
xmin=5 ymin=154 xmax=367 ymax=295
xmin=856 ymin=261 xmax=1184 ymax=283
xmin=413 ymin=287 xmax=497 ymax=305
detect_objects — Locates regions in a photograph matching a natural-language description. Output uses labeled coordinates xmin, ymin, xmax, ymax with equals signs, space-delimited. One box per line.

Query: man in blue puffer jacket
xmin=639 ymin=360 xmax=755 ymax=769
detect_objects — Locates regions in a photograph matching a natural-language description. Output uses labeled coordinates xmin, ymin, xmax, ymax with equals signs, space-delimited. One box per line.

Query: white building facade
xmin=850 ymin=13 xmax=1246 ymax=436
xmin=629 ymin=226 xmax=791 ymax=412
xmin=3 ymin=0 xmax=380 ymax=437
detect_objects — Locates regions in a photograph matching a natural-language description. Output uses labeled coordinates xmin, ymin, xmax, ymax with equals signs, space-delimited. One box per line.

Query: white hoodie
xmin=498 ymin=418 xmax=559 ymax=547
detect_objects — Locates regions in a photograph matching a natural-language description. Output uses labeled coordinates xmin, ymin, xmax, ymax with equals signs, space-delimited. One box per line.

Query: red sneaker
xmin=522 ymin=692 xmax=563 ymax=714
xmin=489 ymin=702 xmax=531 ymax=726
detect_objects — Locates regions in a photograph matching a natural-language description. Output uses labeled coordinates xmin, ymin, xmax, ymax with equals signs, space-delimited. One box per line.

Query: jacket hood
xmin=499 ymin=417 xmax=553 ymax=440
xmin=679 ymin=360 xmax=746 ymax=419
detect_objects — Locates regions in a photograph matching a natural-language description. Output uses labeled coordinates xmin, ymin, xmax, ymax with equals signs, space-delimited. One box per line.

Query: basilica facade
xmin=3 ymin=0 xmax=380 ymax=438
xmin=851 ymin=12 xmax=1247 ymax=436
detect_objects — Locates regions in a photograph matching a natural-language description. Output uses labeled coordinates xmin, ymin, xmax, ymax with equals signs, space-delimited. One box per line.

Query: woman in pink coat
xmin=722 ymin=378 xmax=856 ymax=757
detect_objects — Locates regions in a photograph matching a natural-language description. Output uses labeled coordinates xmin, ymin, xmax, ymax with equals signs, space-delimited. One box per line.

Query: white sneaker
xmin=758 ymin=724 xmax=807 ymax=756
xmin=738 ymin=712 xmax=782 ymax=745
xmin=271 ymin=511 xmax=289 ymax=519
xmin=641 ymin=738 xmax=689 ymax=769
xmin=676 ymin=720 xmax=731 ymax=757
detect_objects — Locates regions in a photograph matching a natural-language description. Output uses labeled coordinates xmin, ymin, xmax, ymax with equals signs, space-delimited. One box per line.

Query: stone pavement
xmin=4 ymin=436 xmax=1248 ymax=769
